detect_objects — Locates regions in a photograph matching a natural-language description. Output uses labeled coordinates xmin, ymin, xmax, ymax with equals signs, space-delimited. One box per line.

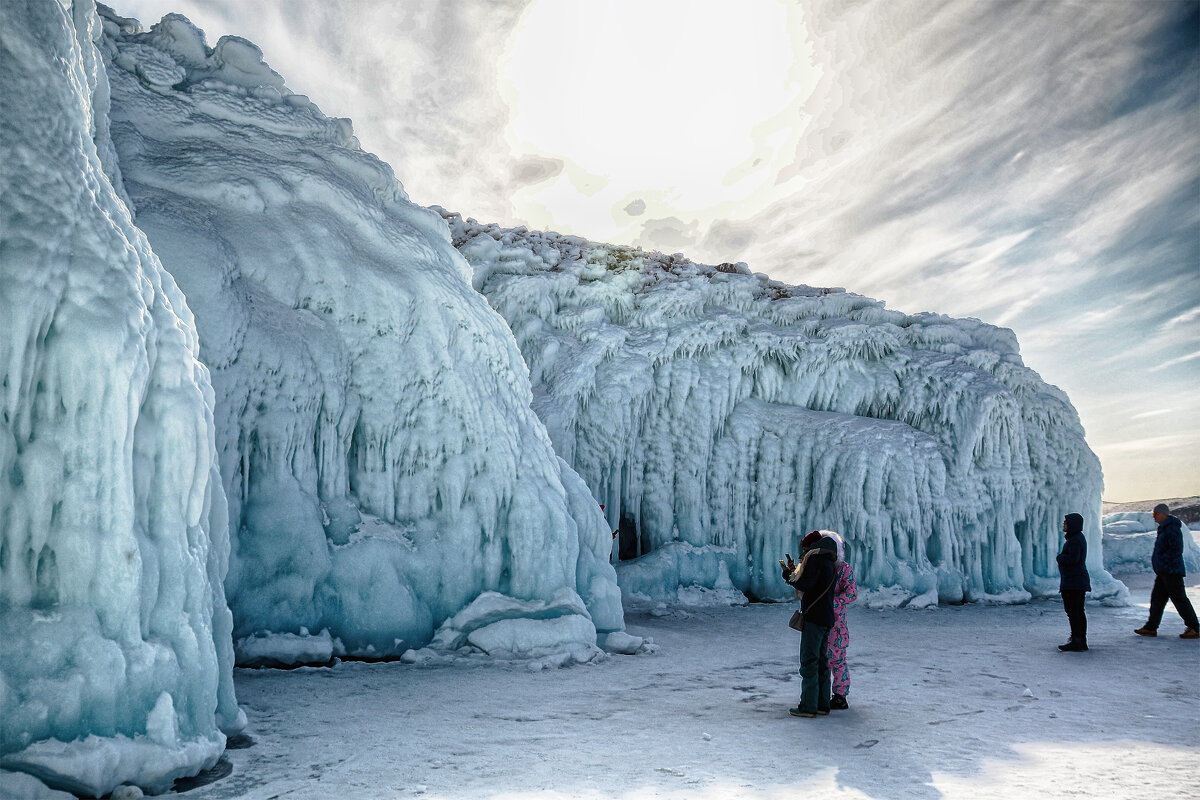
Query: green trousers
xmin=799 ymin=622 xmax=831 ymax=713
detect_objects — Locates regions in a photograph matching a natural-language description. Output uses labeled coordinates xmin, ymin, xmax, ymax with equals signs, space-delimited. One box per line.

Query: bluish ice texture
xmin=96 ymin=6 xmax=624 ymax=663
xmin=0 ymin=1 xmax=240 ymax=795
xmin=447 ymin=215 xmax=1122 ymax=607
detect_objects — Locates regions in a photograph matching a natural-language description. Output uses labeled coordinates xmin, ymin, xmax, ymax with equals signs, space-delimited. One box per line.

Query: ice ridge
xmin=445 ymin=213 xmax=1121 ymax=606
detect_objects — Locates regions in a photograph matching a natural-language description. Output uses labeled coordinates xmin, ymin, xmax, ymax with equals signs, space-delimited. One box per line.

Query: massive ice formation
xmin=0 ymin=1 xmax=240 ymax=795
xmin=446 ymin=215 xmax=1120 ymax=606
xmin=96 ymin=8 xmax=623 ymax=661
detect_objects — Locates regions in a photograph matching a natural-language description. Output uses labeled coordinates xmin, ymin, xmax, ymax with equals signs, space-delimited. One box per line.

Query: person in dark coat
xmin=1135 ymin=503 xmax=1200 ymax=639
xmin=1056 ymin=512 xmax=1091 ymax=651
xmin=782 ymin=531 xmax=838 ymax=717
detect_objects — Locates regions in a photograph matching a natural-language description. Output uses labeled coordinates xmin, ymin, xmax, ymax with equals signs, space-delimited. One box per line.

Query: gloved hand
xmin=780 ymin=553 xmax=797 ymax=581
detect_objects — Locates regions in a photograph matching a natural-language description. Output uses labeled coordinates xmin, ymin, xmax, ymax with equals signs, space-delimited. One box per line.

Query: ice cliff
xmin=2 ymin=2 xmax=623 ymax=794
xmin=94 ymin=6 xmax=623 ymax=663
xmin=446 ymin=216 xmax=1120 ymax=607
xmin=0 ymin=2 xmax=240 ymax=795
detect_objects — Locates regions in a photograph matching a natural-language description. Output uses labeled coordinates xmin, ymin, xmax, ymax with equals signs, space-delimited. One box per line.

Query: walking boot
xmin=1059 ymin=639 xmax=1088 ymax=652
xmin=1181 ymin=627 xmax=1199 ymax=639
xmin=1134 ymin=626 xmax=1157 ymax=637
xmin=830 ymin=693 xmax=849 ymax=710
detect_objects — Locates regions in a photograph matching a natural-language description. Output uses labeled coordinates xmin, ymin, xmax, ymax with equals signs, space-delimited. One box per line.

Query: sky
xmin=114 ymin=0 xmax=1199 ymax=503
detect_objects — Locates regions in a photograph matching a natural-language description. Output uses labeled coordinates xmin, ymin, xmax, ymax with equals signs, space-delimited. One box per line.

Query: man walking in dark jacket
xmin=1056 ymin=513 xmax=1090 ymax=651
xmin=1135 ymin=503 xmax=1200 ymax=639
xmin=783 ymin=531 xmax=838 ymax=717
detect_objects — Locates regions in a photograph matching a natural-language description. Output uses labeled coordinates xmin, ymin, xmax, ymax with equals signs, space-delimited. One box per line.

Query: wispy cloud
xmin=1131 ymin=408 xmax=1174 ymax=420
xmin=1097 ymin=433 xmax=1199 ymax=455
xmin=1150 ymin=350 xmax=1200 ymax=372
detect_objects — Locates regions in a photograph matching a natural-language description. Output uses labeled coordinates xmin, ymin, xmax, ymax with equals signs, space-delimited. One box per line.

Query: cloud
xmin=634 ymin=216 xmax=700 ymax=253
xmin=110 ymin=0 xmax=1199 ymax=500
xmin=1098 ymin=433 xmax=1198 ymax=455
xmin=1149 ymin=350 xmax=1200 ymax=373
xmin=510 ymin=155 xmax=563 ymax=187
xmin=700 ymin=218 xmax=757 ymax=261
xmin=1130 ymin=408 xmax=1174 ymax=420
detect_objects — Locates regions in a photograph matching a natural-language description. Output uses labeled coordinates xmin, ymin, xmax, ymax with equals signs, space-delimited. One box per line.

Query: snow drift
xmin=0 ymin=2 xmax=240 ymax=795
xmin=95 ymin=6 xmax=624 ymax=665
xmin=446 ymin=216 xmax=1119 ymax=606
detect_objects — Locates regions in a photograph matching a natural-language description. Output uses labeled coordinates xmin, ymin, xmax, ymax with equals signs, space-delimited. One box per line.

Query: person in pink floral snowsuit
xmin=823 ymin=531 xmax=857 ymax=710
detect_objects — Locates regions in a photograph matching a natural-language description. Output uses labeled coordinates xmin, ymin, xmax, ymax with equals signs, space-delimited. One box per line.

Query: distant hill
xmin=1102 ymin=496 xmax=1200 ymax=525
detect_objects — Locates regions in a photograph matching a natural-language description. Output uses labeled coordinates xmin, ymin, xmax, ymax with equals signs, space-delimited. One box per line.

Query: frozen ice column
xmin=0 ymin=1 xmax=240 ymax=795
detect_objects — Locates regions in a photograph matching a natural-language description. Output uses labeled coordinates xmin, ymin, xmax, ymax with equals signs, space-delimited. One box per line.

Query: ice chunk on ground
xmin=421 ymin=588 xmax=609 ymax=663
xmin=235 ymin=629 xmax=341 ymax=668
xmin=0 ymin=734 xmax=223 ymax=798
xmin=602 ymin=631 xmax=647 ymax=655
xmin=467 ymin=616 xmax=601 ymax=662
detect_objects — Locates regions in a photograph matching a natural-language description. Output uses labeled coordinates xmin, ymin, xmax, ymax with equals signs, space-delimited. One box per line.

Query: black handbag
xmin=788 ymin=577 xmax=833 ymax=632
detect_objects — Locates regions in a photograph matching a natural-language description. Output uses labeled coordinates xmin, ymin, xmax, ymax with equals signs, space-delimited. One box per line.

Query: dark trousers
xmin=1146 ymin=574 xmax=1200 ymax=630
xmin=1061 ymin=589 xmax=1087 ymax=642
xmin=799 ymin=622 xmax=831 ymax=713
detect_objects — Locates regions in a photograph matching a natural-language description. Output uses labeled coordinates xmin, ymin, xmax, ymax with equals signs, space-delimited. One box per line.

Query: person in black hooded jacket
xmin=1135 ymin=503 xmax=1200 ymax=639
xmin=1056 ymin=512 xmax=1090 ymax=652
xmin=782 ymin=531 xmax=838 ymax=717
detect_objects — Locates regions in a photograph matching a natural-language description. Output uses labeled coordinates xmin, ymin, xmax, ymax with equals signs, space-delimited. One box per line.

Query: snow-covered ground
xmin=171 ymin=574 xmax=1199 ymax=800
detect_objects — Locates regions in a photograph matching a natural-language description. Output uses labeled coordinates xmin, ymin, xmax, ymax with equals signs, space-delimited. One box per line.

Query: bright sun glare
xmin=502 ymin=0 xmax=813 ymax=233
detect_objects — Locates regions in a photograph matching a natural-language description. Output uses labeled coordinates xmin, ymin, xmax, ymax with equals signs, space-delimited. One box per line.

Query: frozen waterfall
xmin=446 ymin=214 xmax=1121 ymax=607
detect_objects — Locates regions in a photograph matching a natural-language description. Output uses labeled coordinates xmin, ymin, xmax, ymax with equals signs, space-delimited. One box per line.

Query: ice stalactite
xmin=1 ymin=1 xmax=240 ymax=795
xmin=447 ymin=215 xmax=1119 ymax=607
xmin=97 ymin=7 xmax=624 ymax=662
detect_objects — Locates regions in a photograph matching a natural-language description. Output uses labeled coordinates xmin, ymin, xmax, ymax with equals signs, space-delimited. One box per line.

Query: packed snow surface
xmin=96 ymin=5 xmax=624 ymax=665
xmin=72 ymin=577 xmax=1199 ymax=800
xmin=447 ymin=215 xmax=1117 ymax=607
xmin=0 ymin=1 xmax=240 ymax=795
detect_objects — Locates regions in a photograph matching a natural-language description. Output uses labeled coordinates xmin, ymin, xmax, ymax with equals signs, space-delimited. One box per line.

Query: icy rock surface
xmin=1101 ymin=512 xmax=1200 ymax=573
xmin=0 ymin=1 xmax=239 ymax=795
xmin=446 ymin=214 xmax=1119 ymax=606
xmin=97 ymin=8 xmax=623 ymax=660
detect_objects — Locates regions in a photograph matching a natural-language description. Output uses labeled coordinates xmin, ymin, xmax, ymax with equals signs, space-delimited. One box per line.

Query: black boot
xmin=830 ymin=693 xmax=848 ymax=710
xmin=1058 ymin=639 xmax=1088 ymax=652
